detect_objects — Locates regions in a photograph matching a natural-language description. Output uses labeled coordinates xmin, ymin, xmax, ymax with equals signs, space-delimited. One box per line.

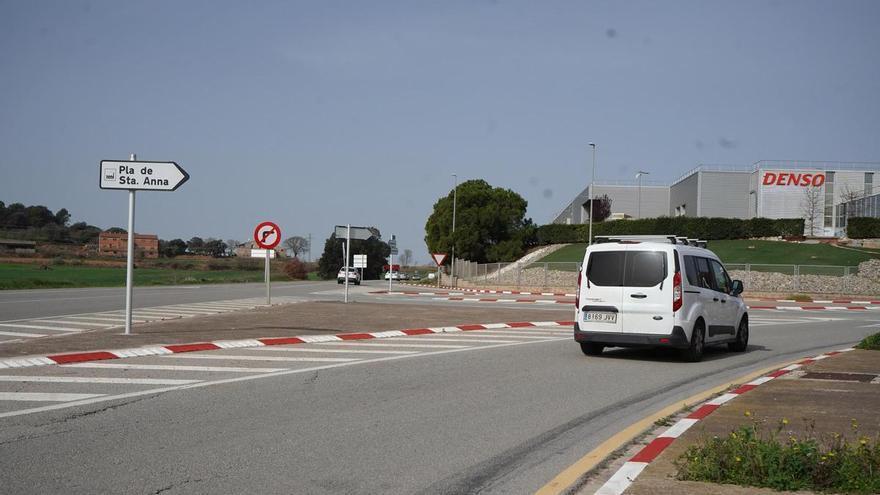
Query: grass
xmin=676 ymin=414 xmax=880 ymax=494
xmin=0 ymin=263 xmax=300 ymax=290
xmin=536 ymin=240 xmax=880 ymax=267
xmin=856 ymin=332 xmax=880 ymax=350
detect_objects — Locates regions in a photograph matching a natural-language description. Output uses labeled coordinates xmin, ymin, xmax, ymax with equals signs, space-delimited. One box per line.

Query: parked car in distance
xmin=574 ymin=235 xmax=748 ymax=362
xmin=384 ymin=271 xmax=400 ymax=280
xmin=337 ymin=268 xmax=361 ymax=285
xmin=399 ymin=272 xmax=410 ymax=280
xmin=410 ymin=272 xmax=422 ymax=281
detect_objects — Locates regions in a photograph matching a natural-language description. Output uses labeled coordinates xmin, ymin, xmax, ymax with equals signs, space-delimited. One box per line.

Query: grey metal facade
xmin=668 ymin=172 xmax=698 ymax=217
xmin=552 ymin=182 xmax=669 ymax=224
xmin=698 ymin=171 xmax=751 ymax=218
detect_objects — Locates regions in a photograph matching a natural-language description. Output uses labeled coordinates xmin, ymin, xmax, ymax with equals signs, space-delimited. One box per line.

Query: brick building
xmin=98 ymin=231 xmax=159 ymax=258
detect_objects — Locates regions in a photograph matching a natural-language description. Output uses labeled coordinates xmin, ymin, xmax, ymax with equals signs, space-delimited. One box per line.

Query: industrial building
xmin=552 ymin=160 xmax=880 ymax=237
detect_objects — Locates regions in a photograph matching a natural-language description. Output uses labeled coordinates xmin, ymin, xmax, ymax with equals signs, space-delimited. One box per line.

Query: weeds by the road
xmin=675 ymin=413 xmax=880 ymax=494
xmin=856 ymin=332 xmax=880 ymax=351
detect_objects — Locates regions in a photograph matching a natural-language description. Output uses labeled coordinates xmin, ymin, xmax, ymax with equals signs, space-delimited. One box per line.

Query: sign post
xmin=353 ymin=254 xmax=367 ymax=284
xmin=254 ymin=221 xmax=281 ymax=305
xmin=334 ymin=225 xmax=380 ymax=303
xmin=100 ymin=155 xmax=189 ymax=335
xmin=431 ymin=253 xmax=448 ymax=288
xmin=388 ymin=235 xmax=397 ymax=291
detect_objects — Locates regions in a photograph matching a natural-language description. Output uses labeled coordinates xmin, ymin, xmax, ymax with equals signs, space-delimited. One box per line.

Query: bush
xmin=847 ymin=218 xmax=880 ymax=239
xmin=533 ymin=217 xmax=806 ymax=245
xmin=283 ymin=258 xmax=308 ymax=280
xmin=676 ymin=414 xmax=880 ymax=494
xmin=856 ymin=332 xmax=880 ymax=350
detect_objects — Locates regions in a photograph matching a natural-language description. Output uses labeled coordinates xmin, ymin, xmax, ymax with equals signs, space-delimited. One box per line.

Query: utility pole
xmin=636 ymin=170 xmax=650 ymax=219
xmin=588 ymin=144 xmax=596 ymax=246
xmin=451 ymin=173 xmax=457 ymax=286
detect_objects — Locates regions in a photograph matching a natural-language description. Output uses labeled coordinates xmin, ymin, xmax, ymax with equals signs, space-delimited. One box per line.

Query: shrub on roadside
xmin=856 ymin=332 xmax=880 ymax=350
xmin=847 ymin=217 xmax=880 ymax=239
xmin=676 ymin=414 xmax=880 ymax=494
xmin=283 ymin=257 xmax=308 ymax=280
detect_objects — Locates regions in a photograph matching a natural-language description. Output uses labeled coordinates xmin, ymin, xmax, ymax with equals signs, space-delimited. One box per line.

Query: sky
xmin=2 ymin=0 xmax=879 ymax=264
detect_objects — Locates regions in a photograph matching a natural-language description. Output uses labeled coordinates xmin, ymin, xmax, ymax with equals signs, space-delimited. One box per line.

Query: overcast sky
xmin=2 ymin=1 xmax=879 ymax=263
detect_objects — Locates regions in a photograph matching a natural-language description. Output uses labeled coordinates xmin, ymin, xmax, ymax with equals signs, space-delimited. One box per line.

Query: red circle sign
xmin=253 ymin=221 xmax=281 ymax=249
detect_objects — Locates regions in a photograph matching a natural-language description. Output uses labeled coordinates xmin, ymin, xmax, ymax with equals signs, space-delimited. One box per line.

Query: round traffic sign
xmin=253 ymin=221 xmax=281 ymax=249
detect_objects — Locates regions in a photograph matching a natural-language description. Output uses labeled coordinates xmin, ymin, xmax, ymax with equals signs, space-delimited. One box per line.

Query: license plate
xmin=585 ymin=311 xmax=617 ymax=323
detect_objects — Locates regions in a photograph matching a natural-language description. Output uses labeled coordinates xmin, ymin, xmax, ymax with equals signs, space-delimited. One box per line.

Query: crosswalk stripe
xmin=0 ymin=330 xmax=46 ymax=337
xmin=63 ymin=363 xmax=288 ymax=373
xmin=162 ymin=307 xmax=222 ymax=314
xmin=160 ymin=354 xmax=359 ymax=363
xmin=253 ymin=347 xmax=419 ymax=355
xmin=63 ymin=316 xmax=130 ymax=323
xmin=188 ymin=303 xmax=256 ymax=309
xmin=0 ymin=392 xmax=105 ymax=402
xmin=0 ymin=376 xmax=201 ymax=385
xmin=33 ymin=320 xmax=115 ymax=328
xmin=0 ymin=323 xmax=83 ymax=332
xmin=317 ymin=342 xmax=468 ymax=349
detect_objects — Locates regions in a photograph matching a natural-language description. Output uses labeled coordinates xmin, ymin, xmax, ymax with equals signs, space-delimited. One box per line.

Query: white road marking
xmin=63 ymin=315 xmax=130 ymax=323
xmin=317 ymin=342 xmax=468 ymax=349
xmin=0 ymin=323 xmax=83 ymax=332
xmin=0 ymin=330 xmax=47 ymax=338
xmin=253 ymin=347 xmax=419 ymax=355
xmin=0 ymin=392 xmax=105 ymax=402
xmin=381 ymin=337 xmax=524 ymax=344
xmin=33 ymin=320 xmax=115 ymax=328
xmin=63 ymin=363 xmax=288 ymax=373
xmin=0 ymin=376 xmax=201 ymax=385
xmin=160 ymin=354 xmax=360 ymax=363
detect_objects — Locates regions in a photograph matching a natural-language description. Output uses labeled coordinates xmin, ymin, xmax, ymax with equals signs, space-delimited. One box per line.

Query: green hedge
xmin=535 ymin=217 xmax=804 ymax=244
xmin=846 ymin=217 xmax=880 ymax=239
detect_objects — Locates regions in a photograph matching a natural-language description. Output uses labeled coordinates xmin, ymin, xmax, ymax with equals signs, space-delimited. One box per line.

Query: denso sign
xmin=762 ymin=172 xmax=825 ymax=187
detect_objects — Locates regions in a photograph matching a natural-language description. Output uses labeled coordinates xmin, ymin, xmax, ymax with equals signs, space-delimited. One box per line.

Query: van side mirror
xmin=730 ymin=280 xmax=744 ymax=296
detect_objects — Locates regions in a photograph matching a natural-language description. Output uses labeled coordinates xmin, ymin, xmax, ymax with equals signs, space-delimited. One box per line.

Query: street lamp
xmin=636 ymin=170 xmax=650 ymax=219
xmin=588 ymin=143 xmax=596 ymax=246
xmin=451 ymin=173 xmax=458 ymax=286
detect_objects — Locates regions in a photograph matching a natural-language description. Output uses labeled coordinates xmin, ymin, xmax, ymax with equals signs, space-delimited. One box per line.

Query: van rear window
xmin=587 ymin=250 xmax=667 ymax=287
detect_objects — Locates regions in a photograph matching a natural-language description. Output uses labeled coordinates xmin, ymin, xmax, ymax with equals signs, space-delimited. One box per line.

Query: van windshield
xmin=587 ymin=250 xmax=667 ymax=287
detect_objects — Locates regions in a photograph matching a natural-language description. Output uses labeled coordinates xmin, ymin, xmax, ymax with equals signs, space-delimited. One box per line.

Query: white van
xmin=574 ymin=236 xmax=748 ymax=362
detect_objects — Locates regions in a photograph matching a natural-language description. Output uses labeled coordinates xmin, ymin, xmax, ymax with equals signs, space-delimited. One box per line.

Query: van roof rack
xmin=594 ymin=235 xmax=708 ymax=248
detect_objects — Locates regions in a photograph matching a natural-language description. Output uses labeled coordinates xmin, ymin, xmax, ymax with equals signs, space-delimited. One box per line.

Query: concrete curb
xmin=593 ymin=347 xmax=857 ymax=495
xmin=0 ymin=320 xmax=576 ymax=370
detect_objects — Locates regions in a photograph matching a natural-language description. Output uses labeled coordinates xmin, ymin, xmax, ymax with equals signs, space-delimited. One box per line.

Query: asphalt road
xmin=0 ymin=308 xmax=876 ymax=494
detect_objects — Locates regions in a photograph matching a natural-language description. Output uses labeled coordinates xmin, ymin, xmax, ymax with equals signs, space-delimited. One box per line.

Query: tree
xmin=225 ymin=239 xmax=241 ymax=256
xmin=424 ymin=179 xmax=535 ymax=263
xmin=583 ymin=194 xmax=613 ymax=222
xmin=160 ymin=238 xmax=188 ymax=257
xmin=54 ymin=208 xmax=71 ymax=227
xmin=801 ymin=187 xmax=823 ymax=236
xmin=317 ymin=233 xmax=389 ymax=280
xmin=283 ymin=236 xmax=310 ymax=258
xmin=400 ymin=248 xmax=413 ymax=267
xmin=203 ymin=238 xmax=227 ymax=257
xmin=187 ymin=237 xmax=205 ymax=254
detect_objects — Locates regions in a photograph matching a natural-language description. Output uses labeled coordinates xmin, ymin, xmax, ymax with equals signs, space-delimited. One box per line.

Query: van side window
xmin=683 ymin=255 xmax=699 ymax=286
xmin=709 ymin=259 xmax=731 ymax=294
xmin=694 ymin=257 xmax=715 ymax=290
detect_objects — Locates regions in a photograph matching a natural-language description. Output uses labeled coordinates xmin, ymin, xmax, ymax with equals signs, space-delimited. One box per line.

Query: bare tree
xmin=225 ymin=239 xmax=241 ymax=256
xmin=839 ymin=184 xmax=862 ymax=204
xmin=801 ymin=187 xmax=823 ymax=236
xmin=283 ymin=236 xmax=310 ymax=258
xmin=400 ymin=249 xmax=413 ymax=267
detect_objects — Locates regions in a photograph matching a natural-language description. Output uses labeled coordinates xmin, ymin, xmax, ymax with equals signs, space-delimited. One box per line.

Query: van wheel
xmin=580 ymin=342 xmax=604 ymax=356
xmin=681 ymin=322 xmax=705 ymax=362
xmin=728 ymin=318 xmax=749 ymax=352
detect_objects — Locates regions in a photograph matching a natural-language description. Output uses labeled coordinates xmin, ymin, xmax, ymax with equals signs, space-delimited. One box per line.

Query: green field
xmin=537 ymin=240 xmax=880 ymax=266
xmin=0 ymin=263 xmax=299 ymax=290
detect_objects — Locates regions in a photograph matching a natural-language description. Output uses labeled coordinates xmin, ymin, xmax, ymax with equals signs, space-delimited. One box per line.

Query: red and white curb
xmin=747 ymin=305 xmax=880 ymax=311
xmin=752 ymin=298 xmax=880 ymax=304
xmin=405 ymin=284 xmax=575 ymax=297
xmin=594 ymin=347 xmax=857 ymax=495
xmin=0 ymin=320 xmax=576 ymax=370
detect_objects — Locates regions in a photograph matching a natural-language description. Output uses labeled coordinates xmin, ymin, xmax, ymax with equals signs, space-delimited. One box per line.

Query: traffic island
xmin=593 ymin=346 xmax=880 ymax=495
xmin=0 ymin=300 xmax=571 ymax=359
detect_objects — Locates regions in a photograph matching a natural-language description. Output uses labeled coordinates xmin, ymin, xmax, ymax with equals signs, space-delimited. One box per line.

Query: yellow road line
xmin=535 ymin=361 xmax=792 ymax=495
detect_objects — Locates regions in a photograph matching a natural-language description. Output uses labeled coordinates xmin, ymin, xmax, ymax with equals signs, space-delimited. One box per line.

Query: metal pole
xmin=265 ymin=248 xmax=271 ymax=305
xmin=389 ymin=252 xmax=393 ymax=292
xmin=344 ymin=224 xmax=350 ymax=303
xmin=638 ymin=174 xmax=642 ymax=219
xmin=451 ymin=173 xmax=457 ymax=286
xmin=308 ymin=233 xmax=311 ymax=262
xmin=588 ymin=144 xmax=596 ymax=246
xmin=124 ymin=153 xmax=136 ymax=335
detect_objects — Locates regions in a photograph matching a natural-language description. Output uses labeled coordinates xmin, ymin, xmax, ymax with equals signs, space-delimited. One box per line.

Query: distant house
xmin=0 ymin=239 xmax=36 ymax=255
xmin=98 ymin=231 xmax=159 ymax=258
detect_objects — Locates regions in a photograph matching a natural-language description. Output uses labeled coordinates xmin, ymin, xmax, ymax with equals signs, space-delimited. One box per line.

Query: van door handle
xmin=713 ymin=297 xmax=719 ymax=302
xmin=720 ymin=299 xmax=727 ymax=303
xmin=630 ymin=294 xmax=647 ymax=299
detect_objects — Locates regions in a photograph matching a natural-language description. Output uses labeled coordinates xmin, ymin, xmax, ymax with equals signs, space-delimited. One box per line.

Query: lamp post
xmin=636 ymin=170 xmax=650 ymax=219
xmin=451 ymin=173 xmax=457 ymax=286
xmin=588 ymin=143 xmax=596 ymax=246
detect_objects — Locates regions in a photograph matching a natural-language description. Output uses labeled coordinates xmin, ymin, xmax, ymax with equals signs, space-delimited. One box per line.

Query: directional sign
xmin=250 ymin=249 xmax=276 ymax=259
xmin=389 ymin=235 xmax=398 ymax=255
xmin=99 ymin=160 xmax=189 ymax=191
xmin=353 ymin=254 xmax=367 ymax=268
xmin=431 ymin=253 xmax=447 ymax=266
xmin=254 ymin=221 xmax=281 ymax=249
xmin=335 ymin=225 xmax=380 ymax=241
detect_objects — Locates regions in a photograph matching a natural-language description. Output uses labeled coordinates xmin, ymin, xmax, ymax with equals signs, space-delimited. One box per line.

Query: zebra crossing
xmin=0 ymin=325 xmax=571 ymax=418
xmin=0 ymin=297 xmax=301 ymax=344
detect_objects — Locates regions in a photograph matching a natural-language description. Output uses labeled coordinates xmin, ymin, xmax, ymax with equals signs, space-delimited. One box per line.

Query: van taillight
xmin=672 ymin=271 xmax=683 ymax=312
xmin=576 ymin=270 xmax=582 ymax=309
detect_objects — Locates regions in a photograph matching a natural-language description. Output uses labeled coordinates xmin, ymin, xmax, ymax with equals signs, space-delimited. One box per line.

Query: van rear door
xmin=618 ymin=249 xmax=673 ymax=335
xmin=581 ymin=249 xmax=625 ymax=333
